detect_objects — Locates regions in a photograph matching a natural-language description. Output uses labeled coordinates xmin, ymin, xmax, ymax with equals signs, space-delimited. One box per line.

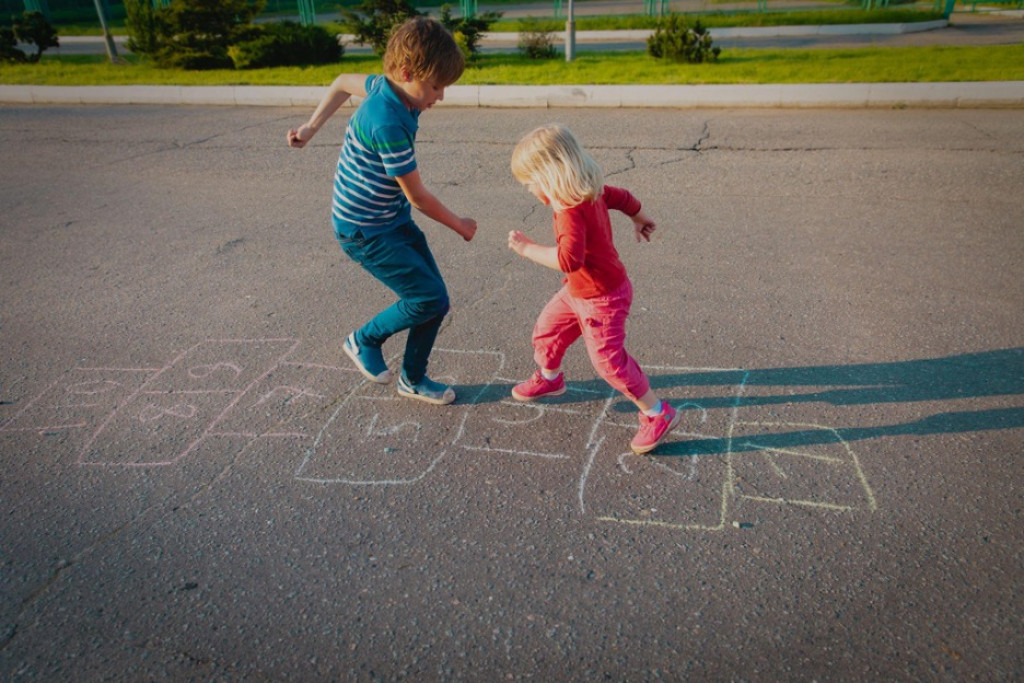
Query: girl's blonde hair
xmin=510 ymin=124 xmax=604 ymax=210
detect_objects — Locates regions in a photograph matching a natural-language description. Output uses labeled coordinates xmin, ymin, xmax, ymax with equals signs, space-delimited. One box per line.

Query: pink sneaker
xmin=511 ymin=370 xmax=566 ymax=402
xmin=630 ymin=404 xmax=680 ymax=454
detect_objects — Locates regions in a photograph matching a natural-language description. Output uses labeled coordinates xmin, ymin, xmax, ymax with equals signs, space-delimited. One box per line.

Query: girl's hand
xmin=632 ymin=211 xmax=656 ymax=242
xmin=287 ymin=124 xmax=315 ymax=149
xmin=508 ymin=230 xmax=534 ymax=255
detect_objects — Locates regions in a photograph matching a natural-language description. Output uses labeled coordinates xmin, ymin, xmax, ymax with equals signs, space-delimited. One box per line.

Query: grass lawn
xmin=1 ymin=44 xmax=1021 ymax=86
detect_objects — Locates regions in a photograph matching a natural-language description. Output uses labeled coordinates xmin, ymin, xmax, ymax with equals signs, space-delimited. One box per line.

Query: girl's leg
xmin=633 ymin=389 xmax=662 ymax=414
xmin=532 ymin=286 xmax=583 ymax=373
xmin=576 ymin=279 xmax=650 ymax=403
xmin=511 ymin=287 xmax=582 ymax=401
xmin=575 ymin=279 xmax=679 ymax=453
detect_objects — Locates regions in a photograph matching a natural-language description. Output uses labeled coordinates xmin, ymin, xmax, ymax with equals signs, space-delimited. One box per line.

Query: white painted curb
xmin=2 ymin=82 xmax=1022 ymax=108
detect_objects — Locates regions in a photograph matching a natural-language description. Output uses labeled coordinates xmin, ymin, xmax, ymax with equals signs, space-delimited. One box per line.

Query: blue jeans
xmin=337 ymin=222 xmax=449 ymax=383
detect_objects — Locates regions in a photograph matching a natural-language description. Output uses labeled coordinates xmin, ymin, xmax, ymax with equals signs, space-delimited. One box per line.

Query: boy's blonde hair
xmin=383 ymin=17 xmax=465 ymax=87
xmin=510 ymin=124 xmax=604 ymax=210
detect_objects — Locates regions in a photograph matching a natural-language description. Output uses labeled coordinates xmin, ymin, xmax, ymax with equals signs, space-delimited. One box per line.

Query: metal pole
xmin=91 ymin=0 xmax=118 ymax=63
xmin=565 ymin=0 xmax=575 ymax=62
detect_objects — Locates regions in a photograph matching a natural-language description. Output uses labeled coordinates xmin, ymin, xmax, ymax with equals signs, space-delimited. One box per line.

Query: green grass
xmin=2 ymin=44 xmax=1021 ymax=86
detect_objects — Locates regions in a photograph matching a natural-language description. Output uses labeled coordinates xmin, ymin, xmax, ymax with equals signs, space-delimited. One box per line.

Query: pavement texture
xmin=1 ymin=105 xmax=1022 ymax=679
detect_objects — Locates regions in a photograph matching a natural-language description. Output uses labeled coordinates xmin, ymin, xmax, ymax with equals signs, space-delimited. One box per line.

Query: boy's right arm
xmin=396 ymin=169 xmax=477 ymax=242
xmin=287 ymin=74 xmax=369 ymax=148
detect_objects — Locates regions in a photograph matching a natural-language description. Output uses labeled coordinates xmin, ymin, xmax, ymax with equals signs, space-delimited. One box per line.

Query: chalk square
xmin=146 ymin=339 xmax=299 ymax=393
xmin=583 ymin=423 xmax=733 ymax=530
xmin=78 ymin=389 xmax=240 ymax=466
xmin=581 ymin=370 xmax=749 ymax=530
xmin=210 ymin=362 xmax=354 ymax=440
xmin=456 ymin=397 xmax=600 ymax=462
xmin=0 ymin=368 xmax=153 ymax=438
xmin=295 ymin=392 xmax=459 ymax=484
xmin=295 ymin=348 xmax=507 ymax=485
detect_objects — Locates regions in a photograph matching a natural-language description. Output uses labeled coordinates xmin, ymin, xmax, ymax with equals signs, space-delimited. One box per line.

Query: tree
xmin=343 ymin=0 xmax=420 ymax=56
xmin=647 ymin=14 xmax=720 ymax=64
xmin=1 ymin=26 xmax=26 ymax=64
xmin=124 ymin=0 xmax=163 ymax=56
xmin=154 ymin=0 xmax=266 ymax=69
xmin=10 ymin=11 xmax=59 ymax=64
xmin=438 ymin=3 xmax=501 ymax=59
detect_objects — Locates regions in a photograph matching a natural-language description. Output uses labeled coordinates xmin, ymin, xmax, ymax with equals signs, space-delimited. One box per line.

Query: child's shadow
xmin=458 ymin=348 xmax=1024 ymax=456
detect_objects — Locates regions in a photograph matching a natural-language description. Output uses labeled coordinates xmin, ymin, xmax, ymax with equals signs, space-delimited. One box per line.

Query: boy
xmin=287 ymin=17 xmax=477 ymax=405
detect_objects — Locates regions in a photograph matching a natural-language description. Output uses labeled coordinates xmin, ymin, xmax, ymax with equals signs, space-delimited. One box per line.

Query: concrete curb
xmin=2 ymin=81 xmax=1023 ymax=108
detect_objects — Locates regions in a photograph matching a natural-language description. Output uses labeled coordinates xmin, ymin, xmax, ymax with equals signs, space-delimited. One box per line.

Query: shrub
xmin=1 ymin=26 xmax=25 ymax=64
xmin=517 ymin=17 xmax=558 ymax=60
xmin=439 ymin=3 xmax=501 ymax=60
xmin=342 ymin=0 xmax=421 ymax=56
xmin=153 ymin=0 xmax=265 ymax=70
xmin=647 ymin=14 xmax=720 ymax=64
xmin=124 ymin=0 xmax=162 ymax=56
xmin=8 ymin=11 xmax=58 ymax=63
xmin=229 ymin=21 xmax=343 ymax=69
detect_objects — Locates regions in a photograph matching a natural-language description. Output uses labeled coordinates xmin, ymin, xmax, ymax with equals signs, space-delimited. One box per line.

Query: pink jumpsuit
xmin=530 ymin=186 xmax=651 ymax=402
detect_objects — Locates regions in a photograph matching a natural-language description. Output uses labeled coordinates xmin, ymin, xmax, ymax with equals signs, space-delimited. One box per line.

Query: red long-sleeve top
xmin=553 ymin=185 xmax=642 ymax=299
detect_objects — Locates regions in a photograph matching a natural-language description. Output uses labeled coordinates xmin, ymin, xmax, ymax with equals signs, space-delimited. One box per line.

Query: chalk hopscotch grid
xmin=0 ymin=341 xmax=877 ymax=530
xmin=75 ymin=339 xmax=302 ymax=467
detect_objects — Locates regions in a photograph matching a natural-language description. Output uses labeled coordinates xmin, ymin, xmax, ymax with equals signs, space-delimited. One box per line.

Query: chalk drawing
xmin=0 ymin=340 xmax=877 ymax=531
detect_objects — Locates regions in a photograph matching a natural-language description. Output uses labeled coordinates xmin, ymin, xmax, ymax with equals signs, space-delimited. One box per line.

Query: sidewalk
xmin=3 ymin=13 xmax=1023 ymax=108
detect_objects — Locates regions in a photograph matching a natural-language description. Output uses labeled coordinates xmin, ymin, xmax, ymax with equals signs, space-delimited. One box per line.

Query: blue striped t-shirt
xmin=332 ymin=74 xmax=420 ymax=237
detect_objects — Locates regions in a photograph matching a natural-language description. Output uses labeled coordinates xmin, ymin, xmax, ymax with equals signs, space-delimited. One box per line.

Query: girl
xmin=507 ymin=123 xmax=680 ymax=455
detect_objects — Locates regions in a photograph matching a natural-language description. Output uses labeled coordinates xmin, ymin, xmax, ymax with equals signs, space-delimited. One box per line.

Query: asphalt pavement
xmin=1 ymin=103 xmax=1022 ymax=680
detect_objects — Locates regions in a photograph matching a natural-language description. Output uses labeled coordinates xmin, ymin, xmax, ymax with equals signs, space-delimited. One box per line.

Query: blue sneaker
xmin=397 ymin=373 xmax=455 ymax=405
xmin=343 ymin=333 xmax=391 ymax=384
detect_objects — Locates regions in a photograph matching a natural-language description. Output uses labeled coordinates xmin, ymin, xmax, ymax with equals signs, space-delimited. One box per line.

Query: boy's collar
xmin=385 ymin=76 xmax=418 ymax=113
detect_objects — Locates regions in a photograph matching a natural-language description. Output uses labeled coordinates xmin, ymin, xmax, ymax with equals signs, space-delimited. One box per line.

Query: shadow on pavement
xmin=461 ymin=347 xmax=1024 ymax=456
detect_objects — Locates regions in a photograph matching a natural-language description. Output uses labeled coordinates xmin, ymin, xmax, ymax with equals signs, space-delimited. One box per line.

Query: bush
xmin=6 ymin=11 xmax=59 ymax=63
xmin=517 ymin=17 xmax=558 ymax=60
xmin=124 ymin=0 xmax=162 ymax=56
xmin=1 ymin=26 xmax=25 ymax=64
xmin=229 ymin=21 xmax=343 ymax=69
xmin=439 ymin=4 xmax=501 ymax=60
xmin=153 ymin=0 xmax=265 ymax=70
xmin=342 ymin=0 xmax=420 ymax=56
xmin=647 ymin=14 xmax=720 ymax=64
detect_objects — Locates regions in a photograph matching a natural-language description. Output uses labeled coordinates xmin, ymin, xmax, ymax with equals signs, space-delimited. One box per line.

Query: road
xmin=0 ymin=105 xmax=1022 ymax=680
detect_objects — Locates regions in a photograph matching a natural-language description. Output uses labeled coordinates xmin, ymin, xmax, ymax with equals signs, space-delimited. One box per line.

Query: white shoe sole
xmin=397 ymin=380 xmax=455 ymax=405
xmin=343 ymin=336 xmax=392 ymax=384
xmin=511 ymin=385 xmax=566 ymax=402
xmin=631 ymin=409 xmax=681 ymax=455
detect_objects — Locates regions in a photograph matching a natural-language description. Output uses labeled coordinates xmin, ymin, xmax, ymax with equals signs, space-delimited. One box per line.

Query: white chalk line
xmin=8 ymin=345 xmax=879 ymax=526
